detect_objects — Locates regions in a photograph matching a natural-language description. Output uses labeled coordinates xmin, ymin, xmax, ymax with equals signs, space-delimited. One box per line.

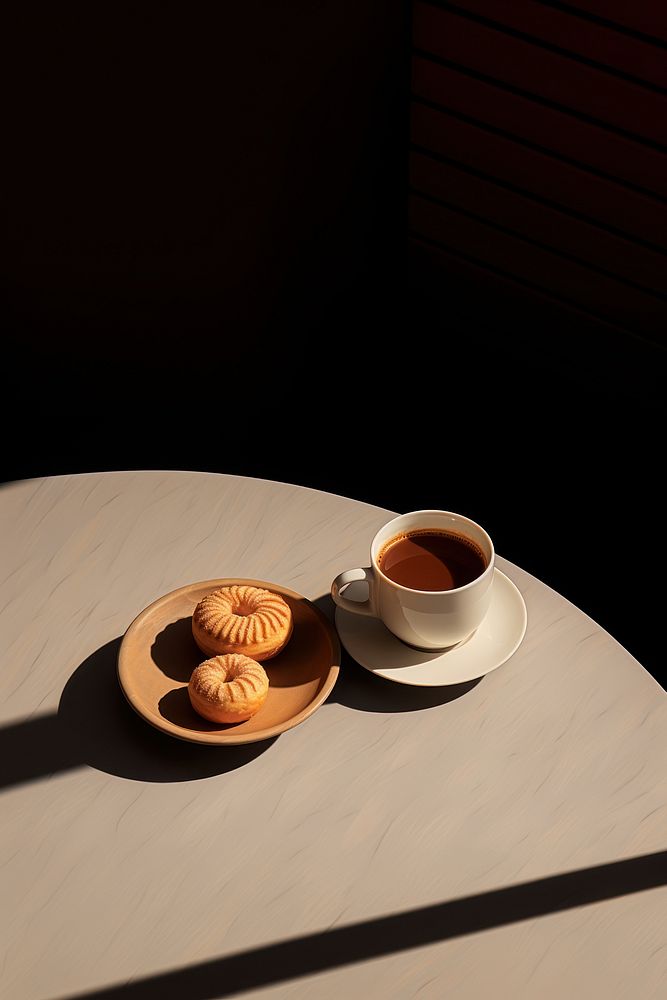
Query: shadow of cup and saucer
xmin=313 ymin=594 xmax=483 ymax=714
xmin=319 ymin=553 xmax=527 ymax=704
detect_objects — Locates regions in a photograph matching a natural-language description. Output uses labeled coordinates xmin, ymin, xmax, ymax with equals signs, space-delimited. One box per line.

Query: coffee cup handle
xmin=331 ymin=567 xmax=376 ymax=617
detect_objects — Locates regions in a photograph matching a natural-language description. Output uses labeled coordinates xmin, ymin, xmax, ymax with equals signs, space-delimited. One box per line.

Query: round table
xmin=1 ymin=471 xmax=666 ymax=1000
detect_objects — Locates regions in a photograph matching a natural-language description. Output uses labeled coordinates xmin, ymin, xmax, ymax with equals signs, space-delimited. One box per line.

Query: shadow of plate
xmin=58 ymin=639 xmax=276 ymax=782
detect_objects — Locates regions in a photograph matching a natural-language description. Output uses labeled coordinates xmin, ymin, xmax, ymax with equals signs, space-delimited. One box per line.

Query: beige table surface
xmin=1 ymin=471 xmax=666 ymax=1000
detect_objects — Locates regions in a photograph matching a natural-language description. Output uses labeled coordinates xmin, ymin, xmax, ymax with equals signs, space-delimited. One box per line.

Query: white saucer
xmin=334 ymin=569 xmax=527 ymax=686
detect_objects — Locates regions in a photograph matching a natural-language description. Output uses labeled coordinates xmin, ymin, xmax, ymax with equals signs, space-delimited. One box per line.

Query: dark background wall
xmin=410 ymin=1 xmax=667 ymax=337
xmin=406 ymin=1 xmax=667 ymax=687
xmin=3 ymin=2 xmax=665 ymax=688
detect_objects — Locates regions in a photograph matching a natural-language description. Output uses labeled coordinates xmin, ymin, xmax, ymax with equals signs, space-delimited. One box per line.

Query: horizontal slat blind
xmin=436 ymin=0 xmax=667 ymax=87
xmin=410 ymin=0 xmax=667 ymax=339
xmin=412 ymin=56 xmax=667 ymax=197
xmin=410 ymin=193 xmax=662 ymax=334
xmin=410 ymin=152 xmax=666 ymax=295
xmin=552 ymin=0 xmax=667 ymax=44
xmin=413 ymin=4 xmax=666 ymax=145
xmin=411 ymin=103 xmax=667 ymax=249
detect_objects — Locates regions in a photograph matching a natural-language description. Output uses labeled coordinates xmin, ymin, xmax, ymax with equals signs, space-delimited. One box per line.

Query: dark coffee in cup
xmin=378 ymin=529 xmax=487 ymax=591
xmin=332 ymin=509 xmax=495 ymax=648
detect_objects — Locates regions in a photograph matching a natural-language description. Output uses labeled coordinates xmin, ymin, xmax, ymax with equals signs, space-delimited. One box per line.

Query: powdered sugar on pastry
xmin=192 ymin=585 xmax=293 ymax=661
xmin=188 ymin=653 xmax=269 ymax=723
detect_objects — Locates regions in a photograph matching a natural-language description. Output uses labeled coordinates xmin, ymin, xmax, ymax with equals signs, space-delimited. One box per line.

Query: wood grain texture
xmin=1 ymin=472 xmax=666 ymax=999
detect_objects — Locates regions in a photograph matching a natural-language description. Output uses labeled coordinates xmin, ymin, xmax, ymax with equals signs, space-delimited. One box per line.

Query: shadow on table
xmin=1 ymin=593 xmax=480 ymax=789
xmin=49 ymin=849 xmax=667 ymax=1000
xmin=59 ymin=639 xmax=277 ymax=781
xmin=0 ymin=639 xmax=275 ymax=789
xmin=313 ymin=594 xmax=482 ymax=713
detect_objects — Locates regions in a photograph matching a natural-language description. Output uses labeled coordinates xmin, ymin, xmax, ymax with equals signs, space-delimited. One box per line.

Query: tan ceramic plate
xmin=117 ymin=578 xmax=341 ymax=745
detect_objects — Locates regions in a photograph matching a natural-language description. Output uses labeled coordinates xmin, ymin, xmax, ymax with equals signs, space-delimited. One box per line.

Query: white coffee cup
xmin=331 ymin=510 xmax=495 ymax=650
